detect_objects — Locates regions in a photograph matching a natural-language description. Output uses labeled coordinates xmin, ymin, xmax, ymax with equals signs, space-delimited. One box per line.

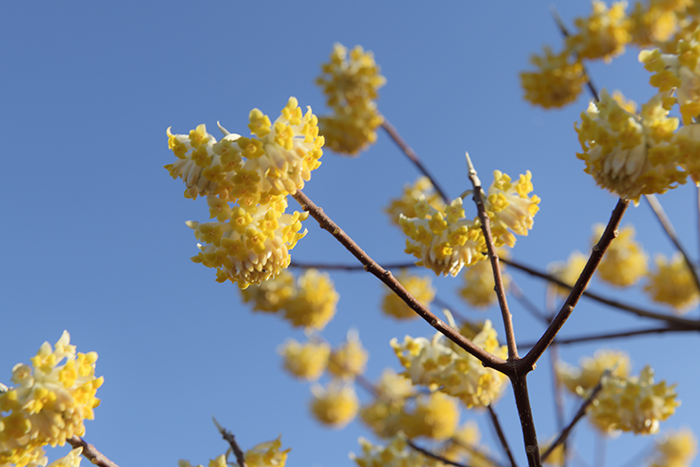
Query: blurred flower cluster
xmin=179 ymin=436 xmax=290 ymax=467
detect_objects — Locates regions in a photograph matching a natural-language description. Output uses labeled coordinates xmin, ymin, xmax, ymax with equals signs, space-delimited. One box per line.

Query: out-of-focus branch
xmin=292 ymin=190 xmax=509 ymax=373
xmin=487 ymin=405 xmax=519 ymax=467
xmin=213 ymin=418 xmax=248 ymax=467
xmin=406 ymin=439 xmax=478 ymax=467
xmin=519 ymin=325 xmax=691 ymax=349
xmin=381 ymin=118 xmax=450 ymax=204
xmin=290 ymin=260 xmax=415 ymax=271
xmin=67 ymin=436 xmax=119 ymax=467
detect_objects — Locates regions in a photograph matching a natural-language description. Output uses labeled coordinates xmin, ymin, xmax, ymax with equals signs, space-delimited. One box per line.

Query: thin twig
xmin=67 ymin=436 xmax=120 ymax=467
xmin=541 ymin=377 xmax=606 ymax=462
xmin=381 ymin=118 xmax=450 ymax=204
xmin=487 ymin=405 xmax=519 ymax=467
xmin=290 ymin=260 xmax=414 ymax=271
xmin=213 ymin=419 xmax=248 ymax=467
xmin=518 ymin=325 xmax=690 ymax=348
xmin=645 ymin=194 xmax=700 ymax=292
xmin=465 ymin=152 xmax=518 ymax=360
xmin=291 ymin=190 xmax=509 ymax=374
xmin=406 ymin=439 xmax=478 ymax=467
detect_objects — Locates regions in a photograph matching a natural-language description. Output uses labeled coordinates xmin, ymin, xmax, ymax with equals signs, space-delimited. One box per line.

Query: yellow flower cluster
xmin=360 ymin=370 xmax=415 ymax=439
xmin=327 ymin=330 xmax=369 ymax=380
xmin=0 ymin=332 xmax=102 ymax=467
xmin=557 ymin=349 xmax=631 ymax=396
xmin=179 ymin=454 xmax=227 ymax=467
xmin=440 ymin=422 xmax=492 ymax=466
xmin=459 ymin=250 xmax=510 ymax=309
xmin=179 ymin=437 xmax=290 ymax=467
xmin=310 ymin=383 xmax=359 ymax=428
xmin=593 ymin=223 xmax=648 ymax=287
xmin=351 ymin=436 xmax=441 ymax=467
xmin=381 ymin=270 xmax=435 ymax=320
xmin=649 ymin=428 xmax=698 ymax=467
xmin=628 ymin=0 xmax=686 ymax=47
xmin=588 ymin=365 xmax=680 ymax=435
xmin=316 ymin=44 xmax=386 ymax=155
xmin=644 ymin=252 xmax=700 ymax=311
xmin=547 ymin=251 xmax=588 ymax=298
xmin=166 ymin=97 xmax=324 ymax=288
xmin=401 ymin=392 xmax=460 ymax=441
xmin=385 ymin=177 xmax=446 ymax=227
xmin=540 ymin=439 xmax=566 ymax=467
xmin=485 ymin=170 xmax=541 ymax=248
xmin=278 ymin=339 xmax=330 ymax=381
xmin=575 ymin=89 xmax=685 ymax=202
xmin=568 ymin=1 xmax=631 ymax=61
xmin=391 ymin=320 xmax=508 ymax=408
xmin=520 ymin=47 xmax=587 ymax=108
xmin=240 ymin=269 xmax=339 ymax=330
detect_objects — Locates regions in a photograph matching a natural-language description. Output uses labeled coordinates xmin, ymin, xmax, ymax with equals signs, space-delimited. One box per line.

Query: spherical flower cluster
xmin=556 ymin=349 xmax=631 ymax=396
xmin=385 ymin=177 xmax=446 ymax=227
xmin=402 ymin=391 xmax=460 ymax=441
xmin=400 ymin=196 xmax=486 ymax=277
xmin=391 ymin=320 xmax=508 ymax=408
xmin=675 ymin=123 xmax=700 ymax=183
xmin=644 ymin=252 xmax=700 ymax=311
xmin=547 ymin=251 xmax=588 ymax=298
xmin=484 ymin=170 xmax=541 ymax=248
xmin=327 ymin=330 xmax=369 ymax=380
xmin=588 ymin=366 xmax=680 ymax=435
xmin=310 ymin=383 xmax=359 ymax=428
xmin=520 ymin=47 xmax=587 ymax=108
xmin=459 ymin=249 xmax=510 ymax=309
xmin=278 ymin=339 xmax=330 ymax=381
xmin=360 ymin=370 xmax=414 ymax=439
xmin=575 ymin=89 xmax=686 ymax=202
xmin=0 ymin=332 xmax=102 ymax=467
xmin=381 ymin=270 xmax=435 ymax=320
xmin=649 ymin=428 xmax=698 ymax=467
xmin=166 ymin=97 xmax=324 ymax=288
xmin=628 ymin=1 xmax=682 ymax=47
xmin=567 ymin=1 xmax=631 ymax=62
xmin=593 ymin=223 xmax=648 ymax=287
xmin=316 ymin=44 xmax=386 ymax=155
xmin=239 ymin=269 xmax=340 ymax=330
xmin=351 ymin=436 xmax=441 ymax=467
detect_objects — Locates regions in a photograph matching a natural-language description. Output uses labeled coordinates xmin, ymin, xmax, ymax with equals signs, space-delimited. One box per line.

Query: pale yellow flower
xmin=278 ymin=339 xmax=330 ymax=381
xmin=240 ymin=270 xmax=296 ymax=313
xmin=310 ymin=383 xmax=359 ymax=428
xmin=649 ymin=428 xmax=698 ymax=467
xmin=566 ymin=1 xmax=631 ymax=61
xmin=47 ymin=448 xmax=83 ymax=467
xmin=459 ymin=248 xmax=510 ymax=309
xmin=547 ymin=251 xmax=588 ymax=298
xmin=628 ymin=1 xmax=682 ymax=47
xmin=520 ymin=47 xmax=587 ymax=108
xmin=244 ymin=436 xmax=290 ymax=467
xmin=282 ymin=269 xmax=339 ymax=330
xmin=327 ymin=330 xmax=369 ymax=380
xmin=385 ymin=177 xmax=445 ymax=227
xmin=381 ymin=270 xmax=435 ymax=320
xmin=484 ymin=170 xmax=540 ymax=248
xmin=360 ymin=370 xmax=414 ymax=439
xmin=351 ymin=436 xmax=441 ymax=467
xmin=644 ymin=252 xmax=700 ymax=311
xmin=402 ymin=391 xmax=459 ymax=441
xmin=593 ymin=223 xmax=648 ymax=287
xmin=557 ymin=349 xmax=631 ymax=396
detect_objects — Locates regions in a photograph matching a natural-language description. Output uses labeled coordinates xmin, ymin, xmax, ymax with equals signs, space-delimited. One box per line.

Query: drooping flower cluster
xmin=459 ymin=248 xmax=510 ymax=309
xmin=310 ymin=383 xmax=359 ymax=428
xmin=278 ymin=339 xmax=330 ymax=381
xmin=557 ymin=349 xmax=632 ymax=395
xmin=575 ymin=89 xmax=686 ymax=202
xmin=381 ymin=270 xmax=435 ymax=320
xmin=547 ymin=251 xmax=588 ymax=298
xmin=484 ymin=171 xmax=541 ymax=248
xmin=588 ymin=365 xmax=680 ymax=435
xmin=166 ymin=97 xmax=324 ymax=288
xmin=327 ymin=330 xmax=369 ymax=380
xmin=520 ymin=47 xmax=588 ymax=108
xmin=179 ymin=437 xmax=290 ymax=467
xmin=593 ymin=223 xmax=648 ymax=287
xmin=359 ymin=370 xmax=415 ymax=439
xmin=644 ymin=252 xmax=700 ymax=311
xmin=316 ymin=44 xmax=386 ymax=155
xmin=240 ymin=269 xmax=340 ymax=330
xmin=568 ymin=1 xmax=631 ymax=61
xmin=385 ymin=177 xmax=446 ymax=227
xmin=401 ymin=391 xmax=460 ymax=441
xmin=0 ymin=332 xmax=102 ymax=467
xmin=648 ymin=428 xmax=698 ymax=467
xmin=391 ymin=320 xmax=508 ymax=408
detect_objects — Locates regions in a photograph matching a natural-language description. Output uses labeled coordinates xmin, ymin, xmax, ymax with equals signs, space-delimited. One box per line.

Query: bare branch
xmin=487 ymin=405 xmax=519 ymax=467
xmin=406 ymin=439 xmax=484 ymax=467
xmin=213 ymin=419 xmax=248 ymax=467
xmin=519 ymin=325 xmax=692 ymax=349
xmin=67 ymin=436 xmax=120 ymax=467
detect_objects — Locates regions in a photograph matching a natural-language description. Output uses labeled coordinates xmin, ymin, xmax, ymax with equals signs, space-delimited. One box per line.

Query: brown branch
xmin=381 ymin=118 xmax=450 ymax=204
xmin=541 ymin=377 xmax=605 ymax=462
xmin=487 ymin=405 xmax=519 ymax=467
xmin=292 ymin=190 xmax=509 ymax=374
xmin=213 ymin=419 xmax=248 ymax=467
xmin=290 ymin=260 xmax=414 ymax=271
xmin=501 ymin=258 xmax=700 ymax=329
xmin=645 ymin=194 xmax=700 ymax=293
xmin=406 ymin=439 xmax=482 ymax=467
xmin=519 ymin=325 xmax=691 ymax=349
xmin=521 ymin=198 xmax=629 ymax=371
xmin=67 ymin=436 xmax=120 ymax=467
xmin=465 ymin=153 xmax=519 ymax=360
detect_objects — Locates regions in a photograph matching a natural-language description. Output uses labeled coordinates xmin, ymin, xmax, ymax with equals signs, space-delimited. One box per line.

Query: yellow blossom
xmin=575 ymin=89 xmax=685 ymax=202
xmin=440 ymin=421 xmax=486 ymax=465
xmin=547 ymin=251 xmax=588 ymax=298
xmin=391 ymin=320 xmax=508 ymax=408
xmin=484 ymin=170 xmax=540 ymax=248
xmin=459 ymin=248 xmax=510 ymax=308
xmin=282 ymin=269 xmax=339 ymax=330
xmin=239 ymin=270 xmax=296 ymax=313
xmin=649 ymin=428 xmax=698 ymax=467
xmin=0 ymin=332 xmax=102 ymax=467
xmin=351 ymin=436 xmax=442 ymax=467
xmin=360 ymin=370 xmax=414 ymax=439
xmin=644 ymin=252 xmax=700 ymax=311
xmin=558 ymin=349 xmax=631 ymax=396
xmin=402 ymin=391 xmax=459 ymax=441
xmin=385 ymin=177 xmax=446 ymax=227
xmin=593 ymin=223 xmax=648 ymax=286
xmin=381 ymin=270 xmax=435 ymax=320
xmin=588 ymin=366 xmax=680 ymax=435
xmin=46 ymin=448 xmax=83 ymax=467
xmin=628 ymin=1 xmax=682 ymax=47
xmin=520 ymin=47 xmax=587 ymax=108
xmin=540 ymin=439 xmax=566 ymax=467
xmin=178 ymin=454 xmax=227 ymax=467
xmin=327 ymin=330 xmax=369 ymax=380
xmin=278 ymin=339 xmax=330 ymax=381
xmin=316 ymin=44 xmax=386 ymax=155
xmin=566 ymin=1 xmax=631 ymax=61
xmin=244 ymin=436 xmax=290 ymax=467
xmin=310 ymin=383 xmax=359 ymax=428
xmin=674 ymin=122 xmax=700 ymax=183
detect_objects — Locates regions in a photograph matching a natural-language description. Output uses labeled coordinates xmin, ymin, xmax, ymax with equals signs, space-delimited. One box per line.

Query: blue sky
xmin=2 ymin=2 xmax=699 ymax=467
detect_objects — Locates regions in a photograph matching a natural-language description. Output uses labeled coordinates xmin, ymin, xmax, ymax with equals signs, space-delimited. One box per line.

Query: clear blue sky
xmin=2 ymin=2 xmax=699 ymax=467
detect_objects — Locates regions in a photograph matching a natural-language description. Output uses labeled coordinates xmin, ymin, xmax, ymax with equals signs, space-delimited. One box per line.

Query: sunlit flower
xmin=547 ymin=251 xmax=588 ymax=298
xmin=557 ymin=349 xmax=631 ymax=396
xmin=402 ymin=391 xmax=460 ymax=441
xmin=327 ymin=330 xmax=368 ymax=380
xmin=179 ymin=454 xmax=227 ymax=467
xmin=239 ymin=270 xmax=296 ymax=313
xmin=674 ymin=122 xmax=700 ymax=183
xmin=588 ymin=366 xmax=680 ymax=435
xmin=385 ymin=177 xmax=446 ymax=227
xmin=278 ymin=339 xmax=330 ymax=381
xmin=316 ymin=44 xmax=386 ymax=155
xmin=310 ymin=383 xmax=359 ymax=428
xmin=593 ymin=223 xmax=648 ymax=286
xmin=400 ymin=196 xmax=486 ymax=277
xmin=566 ymin=1 xmax=631 ymax=61
xmin=628 ymin=1 xmax=681 ymax=47
xmin=282 ymin=269 xmax=339 ymax=330
xmin=47 ymin=448 xmax=83 ymax=467
xmin=439 ymin=421 xmax=485 ymax=465
xmin=0 ymin=332 xmax=102 ymax=467
xmin=459 ymin=248 xmax=510 ymax=308
xmin=381 ymin=270 xmax=435 ymax=320
xmin=575 ymin=89 xmax=685 ymax=202
xmin=391 ymin=320 xmax=508 ymax=408
xmin=644 ymin=252 xmax=700 ymax=311
xmin=520 ymin=47 xmax=587 ymax=108
xmin=351 ymin=436 xmax=441 ymax=467
xmin=360 ymin=370 xmax=414 ymax=439
xmin=244 ymin=436 xmax=290 ymax=467
xmin=649 ymin=428 xmax=698 ymax=467
xmin=484 ymin=170 xmax=540 ymax=248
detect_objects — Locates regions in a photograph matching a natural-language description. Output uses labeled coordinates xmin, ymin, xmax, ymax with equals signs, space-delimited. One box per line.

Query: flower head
xmin=566 ymin=1 xmax=631 ymax=62
xmin=547 ymin=251 xmax=588 ymax=298
xmin=278 ymin=339 xmax=330 ymax=381
xmin=401 ymin=391 xmax=460 ymax=441
xmin=327 ymin=330 xmax=369 ymax=380
xmin=459 ymin=249 xmax=510 ymax=309
xmin=385 ymin=177 xmax=446 ymax=227
xmin=282 ymin=269 xmax=339 ymax=330
xmin=240 ymin=270 xmax=296 ymax=313
xmin=649 ymin=428 xmax=698 ymax=467
xmin=593 ymin=223 xmax=648 ymax=287
xmin=310 ymin=383 xmax=359 ymax=428
xmin=520 ymin=47 xmax=587 ymax=108
xmin=644 ymin=252 xmax=700 ymax=311
xmin=381 ymin=270 xmax=435 ymax=320
xmin=484 ymin=170 xmax=540 ymax=248
xmin=244 ymin=436 xmax=290 ymax=467
xmin=360 ymin=370 xmax=414 ymax=439
xmin=351 ymin=436 xmax=442 ymax=467
xmin=557 ymin=349 xmax=631 ymax=395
